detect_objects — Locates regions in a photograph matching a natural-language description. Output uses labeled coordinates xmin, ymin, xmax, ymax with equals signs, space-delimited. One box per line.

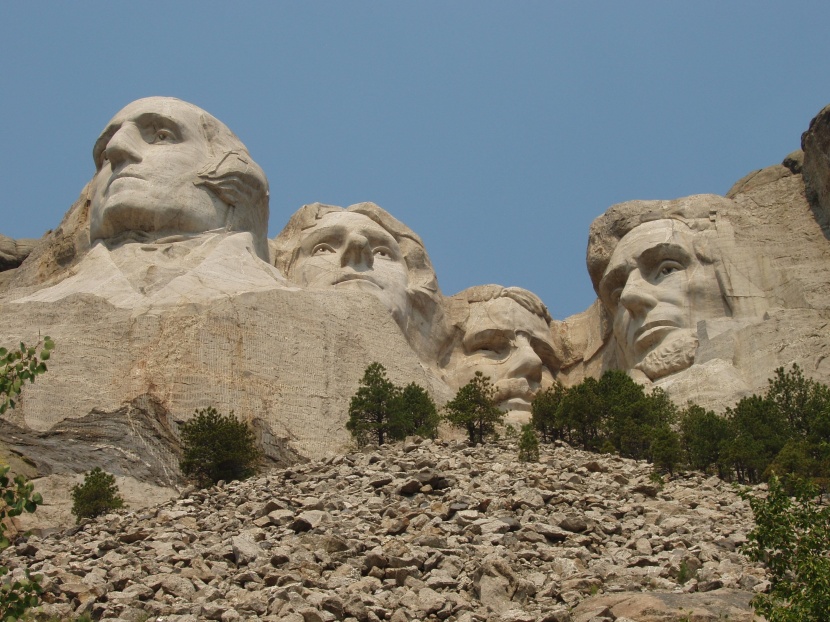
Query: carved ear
xmin=195 ymin=151 xmax=267 ymax=208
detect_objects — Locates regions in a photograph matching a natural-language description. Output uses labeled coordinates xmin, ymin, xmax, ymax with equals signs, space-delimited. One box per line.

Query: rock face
xmin=2 ymin=440 xmax=768 ymax=622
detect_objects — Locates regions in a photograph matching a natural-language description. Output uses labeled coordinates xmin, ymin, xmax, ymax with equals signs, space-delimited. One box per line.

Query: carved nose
xmin=619 ymin=269 xmax=657 ymax=316
xmin=506 ymin=335 xmax=543 ymax=384
xmin=340 ymin=234 xmax=373 ymax=269
xmin=103 ymin=123 xmax=143 ymax=167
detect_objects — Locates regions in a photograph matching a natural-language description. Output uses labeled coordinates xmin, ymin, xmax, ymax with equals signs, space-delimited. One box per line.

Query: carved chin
xmin=634 ymin=330 xmax=698 ymax=381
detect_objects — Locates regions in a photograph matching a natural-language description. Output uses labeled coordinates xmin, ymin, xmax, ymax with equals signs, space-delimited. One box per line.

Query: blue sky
xmin=2 ymin=3 xmax=828 ymax=318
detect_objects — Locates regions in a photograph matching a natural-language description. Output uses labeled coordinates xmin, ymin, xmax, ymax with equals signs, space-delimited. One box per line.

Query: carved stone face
xmin=450 ymin=297 xmax=556 ymax=412
xmin=291 ymin=211 xmax=411 ymax=321
xmin=89 ymin=97 xmax=227 ymax=242
xmin=598 ymin=219 xmax=727 ymax=380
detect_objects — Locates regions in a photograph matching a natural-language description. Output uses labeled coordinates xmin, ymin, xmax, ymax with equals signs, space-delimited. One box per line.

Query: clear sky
xmin=2 ymin=3 xmax=828 ymax=319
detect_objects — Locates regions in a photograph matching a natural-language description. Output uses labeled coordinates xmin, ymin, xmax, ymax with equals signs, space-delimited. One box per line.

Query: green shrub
xmin=0 ymin=337 xmax=54 ymax=415
xmin=179 ymin=407 xmax=260 ymax=487
xmin=0 ymin=464 xmax=43 ymax=619
xmin=530 ymin=382 xmax=565 ymax=442
xmin=70 ymin=467 xmax=125 ymax=523
xmin=0 ymin=338 xmax=51 ymax=619
xmin=517 ymin=424 xmax=539 ymax=462
xmin=741 ymin=475 xmax=830 ymax=621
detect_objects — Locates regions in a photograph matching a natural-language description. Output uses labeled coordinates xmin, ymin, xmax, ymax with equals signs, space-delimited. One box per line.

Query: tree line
xmin=530 ymin=364 xmax=830 ymax=488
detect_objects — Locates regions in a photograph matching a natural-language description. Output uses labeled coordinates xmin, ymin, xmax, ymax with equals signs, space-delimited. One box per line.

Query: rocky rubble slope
xmin=2 ymin=439 xmax=768 ymax=622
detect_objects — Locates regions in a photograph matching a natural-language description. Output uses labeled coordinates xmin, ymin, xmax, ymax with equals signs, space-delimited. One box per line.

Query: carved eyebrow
xmin=636 ymin=242 xmax=692 ymax=270
xmin=92 ymin=113 xmax=184 ymax=169
xmin=462 ymin=328 xmax=510 ymax=351
xmin=302 ymin=225 xmax=348 ymax=249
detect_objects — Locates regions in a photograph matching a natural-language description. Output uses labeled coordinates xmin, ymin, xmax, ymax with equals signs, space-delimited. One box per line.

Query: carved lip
xmin=333 ymin=273 xmax=381 ymax=289
xmin=107 ymin=172 xmax=146 ymax=190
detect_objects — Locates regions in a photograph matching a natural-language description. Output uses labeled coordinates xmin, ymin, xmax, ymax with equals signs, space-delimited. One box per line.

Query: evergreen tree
xmin=444 ymin=372 xmax=503 ymax=445
xmin=531 ymin=382 xmax=565 ymax=442
xmin=347 ymin=363 xmax=400 ymax=447
xmin=517 ymin=424 xmax=540 ymax=462
xmin=393 ymin=382 xmax=440 ymax=440
xmin=179 ymin=407 xmax=260 ymax=487
xmin=70 ymin=467 xmax=125 ymax=522
xmin=557 ymin=376 xmax=603 ymax=450
xmin=722 ymin=395 xmax=788 ymax=483
xmin=679 ymin=403 xmax=731 ymax=477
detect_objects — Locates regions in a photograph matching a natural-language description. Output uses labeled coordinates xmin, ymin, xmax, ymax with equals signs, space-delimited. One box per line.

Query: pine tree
xmin=444 ymin=372 xmax=503 ymax=445
xmin=347 ymin=363 xmax=400 ymax=447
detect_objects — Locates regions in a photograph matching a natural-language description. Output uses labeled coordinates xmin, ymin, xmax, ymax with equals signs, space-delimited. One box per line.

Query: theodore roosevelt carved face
xmin=598 ymin=219 xmax=728 ymax=380
xmin=447 ymin=286 xmax=557 ymax=412
xmin=89 ymin=97 xmax=269 ymax=258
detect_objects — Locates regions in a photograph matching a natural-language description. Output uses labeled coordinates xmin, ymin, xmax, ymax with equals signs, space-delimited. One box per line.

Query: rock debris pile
xmin=2 ymin=439 xmax=768 ymax=622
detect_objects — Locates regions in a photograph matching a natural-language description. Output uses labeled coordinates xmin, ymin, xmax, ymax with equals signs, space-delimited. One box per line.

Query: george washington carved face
xmin=89 ymin=97 xmax=269 ymax=258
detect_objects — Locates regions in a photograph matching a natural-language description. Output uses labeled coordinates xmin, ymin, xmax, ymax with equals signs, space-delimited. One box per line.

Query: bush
xmin=0 ymin=339 xmax=51 ymax=619
xmin=179 ymin=407 xmax=260 ymax=487
xmin=70 ymin=467 xmax=125 ymax=523
xmin=517 ymin=424 xmax=540 ymax=462
xmin=0 ymin=337 xmax=54 ymax=414
xmin=0 ymin=465 xmax=43 ymax=620
xmin=741 ymin=475 xmax=830 ymax=621
xmin=444 ymin=372 xmax=503 ymax=445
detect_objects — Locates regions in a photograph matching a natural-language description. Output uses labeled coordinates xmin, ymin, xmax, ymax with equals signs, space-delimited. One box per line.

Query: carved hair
xmin=453 ymin=284 xmax=552 ymax=326
xmin=190 ymin=104 xmax=269 ymax=260
xmin=272 ymin=202 xmax=441 ymax=312
xmin=585 ymin=195 xmax=730 ymax=294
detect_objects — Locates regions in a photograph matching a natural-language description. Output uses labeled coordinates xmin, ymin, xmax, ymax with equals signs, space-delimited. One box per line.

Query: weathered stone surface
xmin=2 ymin=440 xmax=766 ymax=622
xmin=0 ymin=234 xmax=38 ymax=272
xmin=573 ymin=588 xmax=759 ymax=621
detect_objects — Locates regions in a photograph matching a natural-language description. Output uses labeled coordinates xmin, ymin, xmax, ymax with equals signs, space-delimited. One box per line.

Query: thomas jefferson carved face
xmin=449 ymin=296 xmax=556 ymax=412
xmin=598 ymin=219 xmax=728 ymax=380
xmin=291 ymin=211 xmax=411 ymax=321
xmin=89 ymin=97 xmax=229 ymax=243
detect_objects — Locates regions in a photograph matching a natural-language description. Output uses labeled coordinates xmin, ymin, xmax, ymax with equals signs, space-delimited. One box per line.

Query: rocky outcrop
xmin=2 ymin=439 xmax=768 ymax=621
xmin=0 ymin=233 xmax=39 ymax=272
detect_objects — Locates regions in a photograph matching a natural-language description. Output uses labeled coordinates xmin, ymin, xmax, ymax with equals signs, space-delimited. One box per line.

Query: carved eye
xmin=656 ymin=261 xmax=683 ymax=280
xmin=312 ymin=244 xmax=336 ymax=256
xmin=153 ymin=129 xmax=174 ymax=143
xmin=373 ymin=247 xmax=392 ymax=259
